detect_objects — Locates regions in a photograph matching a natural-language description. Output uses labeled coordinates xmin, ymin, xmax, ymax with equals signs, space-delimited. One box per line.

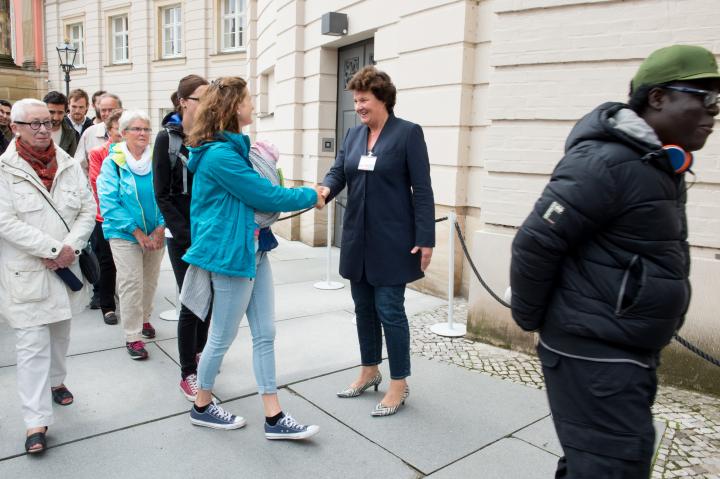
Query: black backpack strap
xmin=166 ymin=127 xmax=189 ymax=195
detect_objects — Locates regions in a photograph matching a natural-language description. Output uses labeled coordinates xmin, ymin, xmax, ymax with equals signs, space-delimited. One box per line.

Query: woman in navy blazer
xmin=319 ymin=66 xmax=435 ymax=417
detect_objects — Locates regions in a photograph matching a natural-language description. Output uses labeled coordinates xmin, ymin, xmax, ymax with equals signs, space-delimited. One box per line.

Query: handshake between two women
xmin=314 ymin=185 xmax=330 ymax=209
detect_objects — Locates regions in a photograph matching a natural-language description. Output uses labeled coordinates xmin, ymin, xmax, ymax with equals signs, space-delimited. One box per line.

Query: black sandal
xmin=25 ymin=428 xmax=47 ymax=455
xmin=51 ymin=386 xmax=74 ymax=406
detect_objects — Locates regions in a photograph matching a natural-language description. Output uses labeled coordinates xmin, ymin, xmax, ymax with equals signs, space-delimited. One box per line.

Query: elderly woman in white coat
xmin=0 ymin=99 xmax=96 ymax=455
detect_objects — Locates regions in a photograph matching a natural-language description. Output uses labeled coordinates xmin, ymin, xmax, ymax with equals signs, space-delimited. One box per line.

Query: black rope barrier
xmin=274 ymin=200 xmax=719 ymax=367
xmin=452 ymin=219 xmax=511 ymax=309
xmin=450 ymin=218 xmax=720 ymax=367
xmin=276 ymin=207 xmax=313 ymax=222
xmin=672 ymin=333 xmax=720 ymax=367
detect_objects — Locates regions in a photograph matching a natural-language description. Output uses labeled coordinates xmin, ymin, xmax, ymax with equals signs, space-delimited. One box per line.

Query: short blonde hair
xmin=119 ymin=110 xmax=151 ymax=132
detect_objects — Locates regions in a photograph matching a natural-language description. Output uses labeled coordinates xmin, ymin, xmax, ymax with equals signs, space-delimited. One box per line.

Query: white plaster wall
xmin=467 ymin=0 xmax=720 ymax=360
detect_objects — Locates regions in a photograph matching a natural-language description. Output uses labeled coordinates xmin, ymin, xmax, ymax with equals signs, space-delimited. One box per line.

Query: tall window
xmin=66 ymin=23 xmax=85 ymax=67
xmin=161 ymin=5 xmax=182 ymax=58
xmin=111 ymin=14 xmax=129 ymax=64
xmin=221 ymin=0 xmax=245 ymax=52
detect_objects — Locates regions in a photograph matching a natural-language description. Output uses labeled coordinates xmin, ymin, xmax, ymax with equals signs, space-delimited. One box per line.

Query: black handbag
xmin=78 ymin=243 xmax=100 ymax=284
xmin=39 ymin=188 xmax=101 ymax=285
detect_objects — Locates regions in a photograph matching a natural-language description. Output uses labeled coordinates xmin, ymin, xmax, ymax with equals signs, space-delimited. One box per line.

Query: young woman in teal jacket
xmin=185 ymin=77 xmax=323 ymax=439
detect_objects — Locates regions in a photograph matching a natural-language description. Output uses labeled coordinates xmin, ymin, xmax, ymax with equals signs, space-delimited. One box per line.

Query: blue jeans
xmin=350 ymin=279 xmax=410 ymax=380
xmin=197 ymin=252 xmax=277 ymax=394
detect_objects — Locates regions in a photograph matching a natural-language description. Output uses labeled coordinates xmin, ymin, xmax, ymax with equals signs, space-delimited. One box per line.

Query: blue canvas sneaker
xmin=190 ymin=403 xmax=246 ymax=430
xmin=264 ymin=413 xmax=319 ymax=440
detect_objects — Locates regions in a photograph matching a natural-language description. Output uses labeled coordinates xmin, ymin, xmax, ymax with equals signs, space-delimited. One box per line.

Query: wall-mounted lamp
xmin=321 ymin=12 xmax=348 ymax=36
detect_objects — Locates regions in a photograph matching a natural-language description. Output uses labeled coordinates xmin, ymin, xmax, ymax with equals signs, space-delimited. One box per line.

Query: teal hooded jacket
xmin=182 ymin=132 xmax=317 ymax=277
xmin=97 ymin=143 xmax=164 ymax=243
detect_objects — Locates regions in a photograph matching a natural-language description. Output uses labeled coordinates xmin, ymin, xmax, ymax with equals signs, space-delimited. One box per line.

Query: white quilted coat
xmin=0 ymin=140 xmax=96 ymax=328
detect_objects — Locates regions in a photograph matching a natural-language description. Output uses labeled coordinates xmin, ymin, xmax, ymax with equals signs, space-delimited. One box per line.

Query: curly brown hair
xmin=346 ymin=66 xmax=396 ymax=114
xmin=187 ymin=76 xmax=248 ymax=147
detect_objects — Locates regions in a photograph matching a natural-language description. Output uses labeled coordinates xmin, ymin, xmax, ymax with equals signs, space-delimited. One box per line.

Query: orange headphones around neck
xmin=662 ymin=145 xmax=694 ymax=174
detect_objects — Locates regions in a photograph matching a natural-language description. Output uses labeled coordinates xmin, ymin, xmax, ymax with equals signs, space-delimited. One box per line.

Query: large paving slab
xmin=290 ymin=357 xmax=550 ymax=475
xmin=512 ymin=416 xmax=563 ymax=456
xmin=427 ymin=437 xmax=558 ymax=479
xmin=0 ymin=270 xmax=181 ymax=368
xmin=274 ymin=279 xmax=356 ymax=320
xmin=0 ymin=343 xmax=191 ymax=460
xmin=269 ymin=237 xmax=339 ymax=262
xmin=271 ymin=255 xmax=347 ymax=286
xmin=156 ymin=310 xmax=364 ymax=401
xmin=0 ymin=390 xmax=418 ymax=479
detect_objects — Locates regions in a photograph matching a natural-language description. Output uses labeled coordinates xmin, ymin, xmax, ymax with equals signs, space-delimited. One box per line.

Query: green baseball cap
xmin=631 ymin=45 xmax=720 ymax=92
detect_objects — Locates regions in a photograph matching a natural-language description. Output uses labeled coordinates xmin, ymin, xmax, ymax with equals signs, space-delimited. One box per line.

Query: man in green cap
xmin=510 ymin=45 xmax=719 ymax=478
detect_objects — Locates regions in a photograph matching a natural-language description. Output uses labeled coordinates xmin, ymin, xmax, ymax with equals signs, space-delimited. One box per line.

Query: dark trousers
xmin=91 ymin=221 xmax=116 ymax=313
xmin=166 ymin=237 xmax=210 ymax=378
xmin=538 ymin=344 xmax=657 ymax=479
xmin=350 ymin=278 xmax=410 ymax=379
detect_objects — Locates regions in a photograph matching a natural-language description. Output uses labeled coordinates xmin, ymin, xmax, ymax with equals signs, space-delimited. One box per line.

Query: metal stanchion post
xmin=160 ymin=284 xmax=180 ymax=321
xmin=314 ymin=201 xmax=344 ymax=290
xmin=431 ymin=210 xmax=466 ymax=337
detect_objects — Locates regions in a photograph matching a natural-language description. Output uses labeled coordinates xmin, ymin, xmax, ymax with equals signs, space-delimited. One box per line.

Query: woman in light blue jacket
xmin=97 ymin=110 xmax=165 ymax=361
xmin=184 ymin=77 xmax=323 ymax=439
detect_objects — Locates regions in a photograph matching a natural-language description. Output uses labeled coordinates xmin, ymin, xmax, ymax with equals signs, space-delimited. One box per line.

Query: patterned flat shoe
xmin=336 ymin=372 xmax=382 ymax=398
xmin=371 ymin=386 xmax=410 ymax=417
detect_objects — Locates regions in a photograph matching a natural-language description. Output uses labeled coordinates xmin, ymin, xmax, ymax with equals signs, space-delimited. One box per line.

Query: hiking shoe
xmin=264 ymin=413 xmax=319 ymax=440
xmin=103 ymin=311 xmax=118 ymax=325
xmin=142 ymin=322 xmax=156 ymax=339
xmin=180 ymin=374 xmax=199 ymax=402
xmin=126 ymin=341 xmax=149 ymax=360
xmin=190 ymin=403 xmax=246 ymax=430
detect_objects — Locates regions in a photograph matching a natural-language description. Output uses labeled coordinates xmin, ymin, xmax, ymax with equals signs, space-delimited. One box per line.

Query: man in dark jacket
xmin=43 ymin=91 xmax=78 ymax=156
xmin=510 ymin=45 xmax=719 ymax=478
xmin=0 ymin=99 xmax=12 ymax=153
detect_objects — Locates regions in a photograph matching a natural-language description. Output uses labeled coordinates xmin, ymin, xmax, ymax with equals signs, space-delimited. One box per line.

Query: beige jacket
xmin=0 ymin=140 xmax=96 ymax=328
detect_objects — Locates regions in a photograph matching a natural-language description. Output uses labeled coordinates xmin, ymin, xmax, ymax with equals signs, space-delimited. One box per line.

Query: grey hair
xmin=119 ymin=110 xmax=151 ymax=132
xmin=10 ymin=98 xmax=47 ymax=122
xmin=99 ymin=93 xmax=123 ymax=108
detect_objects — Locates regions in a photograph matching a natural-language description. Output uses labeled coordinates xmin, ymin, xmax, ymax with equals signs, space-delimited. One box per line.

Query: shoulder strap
xmin=166 ymin=127 xmax=189 ymax=194
xmin=3 ymin=162 xmax=70 ymax=233
xmin=37 ymin=183 xmax=71 ymax=233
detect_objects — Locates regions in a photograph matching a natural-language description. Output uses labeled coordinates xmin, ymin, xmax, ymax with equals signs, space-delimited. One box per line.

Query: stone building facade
xmin=42 ymin=0 xmax=720 ymax=392
xmin=0 ymin=0 xmax=47 ymax=101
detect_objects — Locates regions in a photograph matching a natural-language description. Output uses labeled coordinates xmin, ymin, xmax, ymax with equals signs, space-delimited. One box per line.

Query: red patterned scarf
xmin=15 ymin=138 xmax=58 ymax=191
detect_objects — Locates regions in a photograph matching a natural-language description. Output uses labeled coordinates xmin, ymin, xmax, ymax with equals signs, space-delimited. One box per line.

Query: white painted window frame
xmin=220 ymin=0 xmax=246 ymax=52
xmin=110 ymin=14 xmax=129 ymax=64
xmin=65 ymin=22 xmax=85 ymax=67
xmin=161 ymin=4 xmax=183 ymax=58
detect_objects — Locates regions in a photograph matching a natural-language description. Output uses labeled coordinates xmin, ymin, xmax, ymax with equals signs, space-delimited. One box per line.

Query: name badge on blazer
xmin=358 ymin=152 xmax=377 ymax=171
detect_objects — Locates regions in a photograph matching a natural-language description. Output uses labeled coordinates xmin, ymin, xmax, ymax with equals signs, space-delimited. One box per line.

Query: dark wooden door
xmin=333 ymin=39 xmax=374 ymax=246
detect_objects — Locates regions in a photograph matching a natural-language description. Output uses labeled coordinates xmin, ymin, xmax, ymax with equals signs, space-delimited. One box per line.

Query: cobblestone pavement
xmin=410 ymin=301 xmax=720 ymax=479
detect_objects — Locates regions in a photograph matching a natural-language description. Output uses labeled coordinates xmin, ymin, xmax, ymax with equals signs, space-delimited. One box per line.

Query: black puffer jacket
xmin=152 ymin=112 xmax=193 ymax=250
xmin=510 ymin=102 xmax=690 ymax=367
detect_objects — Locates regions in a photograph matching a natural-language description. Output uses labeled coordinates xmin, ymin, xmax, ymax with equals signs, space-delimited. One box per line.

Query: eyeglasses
xmin=14 ymin=120 xmax=53 ymax=130
xmin=125 ymin=127 xmax=152 ymax=133
xmin=663 ymin=85 xmax=720 ymax=108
